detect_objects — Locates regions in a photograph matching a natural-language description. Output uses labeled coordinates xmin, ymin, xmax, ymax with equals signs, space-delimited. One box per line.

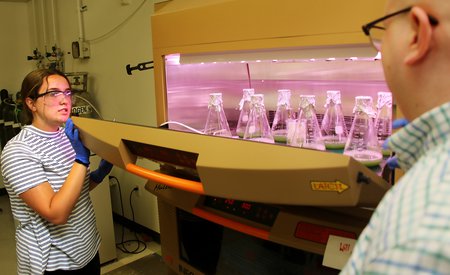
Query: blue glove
xmin=90 ymin=159 xmax=113 ymax=183
xmin=386 ymin=155 xmax=400 ymax=170
xmin=383 ymin=118 xmax=409 ymax=169
xmin=392 ymin=118 xmax=409 ymax=129
xmin=65 ymin=118 xmax=90 ymax=166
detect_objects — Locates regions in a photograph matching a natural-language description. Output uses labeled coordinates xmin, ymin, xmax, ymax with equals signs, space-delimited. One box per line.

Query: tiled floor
xmin=0 ymin=192 xmax=160 ymax=275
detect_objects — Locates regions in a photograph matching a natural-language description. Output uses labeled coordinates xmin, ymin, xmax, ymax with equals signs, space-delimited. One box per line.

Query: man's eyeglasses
xmin=362 ymin=6 xmax=439 ymax=52
xmin=34 ymin=89 xmax=73 ymax=102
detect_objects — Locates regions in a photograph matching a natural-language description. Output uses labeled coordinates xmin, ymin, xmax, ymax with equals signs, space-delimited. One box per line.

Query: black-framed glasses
xmin=34 ymin=89 xmax=73 ymax=101
xmin=362 ymin=6 xmax=439 ymax=51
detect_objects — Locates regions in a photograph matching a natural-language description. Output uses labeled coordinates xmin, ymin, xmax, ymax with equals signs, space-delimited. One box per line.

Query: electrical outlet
xmin=108 ymin=176 xmax=117 ymax=187
xmin=133 ymin=185 xmax=140 ymax=196
xmin=80 ymin=40 xmax=90 ymax=59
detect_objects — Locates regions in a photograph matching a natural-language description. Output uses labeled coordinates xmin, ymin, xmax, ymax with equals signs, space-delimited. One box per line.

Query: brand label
xmin=154 ymin=183 xmax=171 ymax=191
xmin=71 ymin=105 xmax=91 ymax=115
xmin=310 ymin=180 xmax=349 ymax=193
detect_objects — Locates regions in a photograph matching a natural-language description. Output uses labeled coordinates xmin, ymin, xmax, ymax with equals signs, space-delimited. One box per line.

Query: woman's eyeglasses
xmin=34 ymin=89 xmax=73 ymax=102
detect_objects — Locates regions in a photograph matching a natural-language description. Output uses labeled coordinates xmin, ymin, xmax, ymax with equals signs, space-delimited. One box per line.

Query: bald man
xmin=341 ymin=1 xmax=450 ymax=274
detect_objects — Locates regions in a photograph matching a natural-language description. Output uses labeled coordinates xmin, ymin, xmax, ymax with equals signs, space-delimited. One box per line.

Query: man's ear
xmin=404 ymin=7 xmax=434 ymax=65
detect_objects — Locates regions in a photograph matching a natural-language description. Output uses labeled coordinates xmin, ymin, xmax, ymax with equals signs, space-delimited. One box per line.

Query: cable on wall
xmin=110 ymin=176 xmax=147 ymax=254
xmin=87 ymin=0 xmax=147 ymax=43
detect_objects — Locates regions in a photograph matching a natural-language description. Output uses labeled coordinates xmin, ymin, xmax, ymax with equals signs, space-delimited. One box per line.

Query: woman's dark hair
xmin=21 ymin=69 xmax=71 ymax=125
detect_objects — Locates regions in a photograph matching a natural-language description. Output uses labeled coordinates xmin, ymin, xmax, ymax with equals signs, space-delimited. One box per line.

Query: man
xmin=341 ymin=0 xmax=450 ymax=273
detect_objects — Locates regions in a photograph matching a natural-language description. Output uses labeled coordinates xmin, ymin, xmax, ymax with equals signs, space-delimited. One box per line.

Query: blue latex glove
xmin=386 ymin=155 xmax=400 ymax=170
xmin=90 ymin=159 xmax=113 ymax=183
xmin=383 ymin=118 xmax=409 ymax=169
xmin=65 ymin=118 xmax=90 ymax=166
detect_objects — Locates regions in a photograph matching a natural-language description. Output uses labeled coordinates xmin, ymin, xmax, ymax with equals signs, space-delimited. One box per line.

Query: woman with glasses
xmin=1 ymin=69 xmax=112 ymax=274
xmin=342 ymin=0 xmax=450 ymax=274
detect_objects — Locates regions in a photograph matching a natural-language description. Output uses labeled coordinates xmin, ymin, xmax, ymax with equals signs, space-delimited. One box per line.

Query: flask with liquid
xmin=204 ymin=92 xmax=232 ymax=137
xmin=271 ymin=89 xmax=292 ymax=144
xmin=236 ymin=88 xmax=255 ymax=138
xmin=243 ymin=94 xmax=274 ymax=143
xmin=343 ymin=96 xmax=382 ymax=166
xmin=374 ymin=91 xmax=393 ymax=156
xmin=289 ymin=95 xmax=325 ymax=151
xmin=320 ymin=90 xmax=348 ymax=150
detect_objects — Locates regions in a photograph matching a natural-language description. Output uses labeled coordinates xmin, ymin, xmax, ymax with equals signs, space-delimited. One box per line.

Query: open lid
xmin=73 ymin=116 xmax=391 ymax=207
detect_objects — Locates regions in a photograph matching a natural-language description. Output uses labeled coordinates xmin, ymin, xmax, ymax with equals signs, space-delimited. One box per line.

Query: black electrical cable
xmin=109 ymin=176 xmax=148 ymax=254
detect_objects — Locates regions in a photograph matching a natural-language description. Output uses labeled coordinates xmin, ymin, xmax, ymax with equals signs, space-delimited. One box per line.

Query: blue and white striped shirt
xmin=1 ymin=125 xmax=100 ymax=274
xmin=341 ymin=101 xmax=450 ymax=274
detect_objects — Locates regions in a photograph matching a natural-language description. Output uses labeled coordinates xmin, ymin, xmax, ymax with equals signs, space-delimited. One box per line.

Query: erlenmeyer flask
xmin=290 ymin=95 xmax=325 ymax=151
xmin=374 ymin=91 xmax=393 ymax=156
xmin=243 ymin=94 xmax=274 ymax=143
xmin=344 ymin=96 xmax=382 ymax=166
xmin=320 ymin=90 xmax=348 ymax=150
xmin=236 ymin=88 xmax=255 ymax=138
xmin=204 ymin=92 xmax=232 ymax=137
xmin=271 ymin=89 xmax=292 ymax=143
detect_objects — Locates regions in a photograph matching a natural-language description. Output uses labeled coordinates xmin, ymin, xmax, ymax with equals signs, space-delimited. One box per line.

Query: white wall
xmin=0 ymin=1 xmax=34 ymax=94
xmin=0 ymin=0 xmax=160 ymax=233
xmin=0 ymin=1 xmax=34 ymax=190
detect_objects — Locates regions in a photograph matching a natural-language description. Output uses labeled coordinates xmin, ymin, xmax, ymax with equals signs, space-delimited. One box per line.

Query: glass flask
xmin=374 ymin=91 xmax=393 ymax=156
xmin=235 ymin=88 xmax=255 ymax=138
xmin=289 ymin=95 xmax=325 ymax=151
xmin=204 ymin=92 xmax=232 ymax=137
xmin=343 ymin=96 xmax=382 ymax=166
xmin=271 ymin=89 xmax=292 ymax=144
xmin=243 ymin=94 xmax=274 ymax=143
xmin=320 ymin=90 xmax=348 ymax=150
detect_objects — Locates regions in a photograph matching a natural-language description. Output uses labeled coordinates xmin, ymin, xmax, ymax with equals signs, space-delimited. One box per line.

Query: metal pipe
xmin=40 ymin=0 xmax=47 ymax=47
xmin=51 ymin=0 xmax=57 ymax=45
xmin=77 ymin=0 xmax=85 ymax=41
xmin=31 ymin=0 xmax=39 ymax=47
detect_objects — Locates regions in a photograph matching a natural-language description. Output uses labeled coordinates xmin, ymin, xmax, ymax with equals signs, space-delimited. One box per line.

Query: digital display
xmin=203 ymin=196 xmax=279 ymax=227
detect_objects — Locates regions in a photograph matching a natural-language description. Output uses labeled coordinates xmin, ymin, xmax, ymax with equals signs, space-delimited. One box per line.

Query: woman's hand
xmin=65 ymin=118 xmax=90 ymax=166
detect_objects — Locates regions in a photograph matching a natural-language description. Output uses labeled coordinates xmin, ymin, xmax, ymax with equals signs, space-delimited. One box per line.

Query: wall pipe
xmin=31 ymin=0 xmax=39 ymax=47
xmin=77 ymin=0 xmax=85 ymax=42
xmin=51 ymin=0 xmax=58 ymax=45
xmin=40 ymin=0 xmax=47 ymax=47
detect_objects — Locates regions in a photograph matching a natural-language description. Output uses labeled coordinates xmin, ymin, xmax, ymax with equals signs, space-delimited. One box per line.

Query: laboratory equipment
xmin=82 ymin=0 xmax=393 ymax=273
xmin=290 ymin=95 xmax=325 ymax=151
xmin=321 ymin=90 xmax=348 ymax=149
xmin=236 ymin=88 xmax=255 ymax=138
xmin=243 ymin=94 xmax=274 ymax=143
xmin=375 ymin=91 xmax=393 ymax=156
xmin=344 ymin=96 xmax=382 ymax=166
xmin=73 ymin=116 xmax=391 ymax=274
xmin=204 ymin=92 xmax=232 ymax=137
xmin=271 ymin=89 xmax=292 ymax=143
xmin=66 ymin=72 xmax=102 ymax=119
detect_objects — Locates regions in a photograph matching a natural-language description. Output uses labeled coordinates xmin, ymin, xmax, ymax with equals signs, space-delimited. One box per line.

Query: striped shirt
xmin=1 ymin=125 xmax=100 ymax=274
xmin=340 ymin=101 xmax=450 ymax=274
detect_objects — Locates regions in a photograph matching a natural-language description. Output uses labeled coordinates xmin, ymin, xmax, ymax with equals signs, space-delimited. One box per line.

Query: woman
xmin=1 ymin=69 xmax=112 ymax=274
